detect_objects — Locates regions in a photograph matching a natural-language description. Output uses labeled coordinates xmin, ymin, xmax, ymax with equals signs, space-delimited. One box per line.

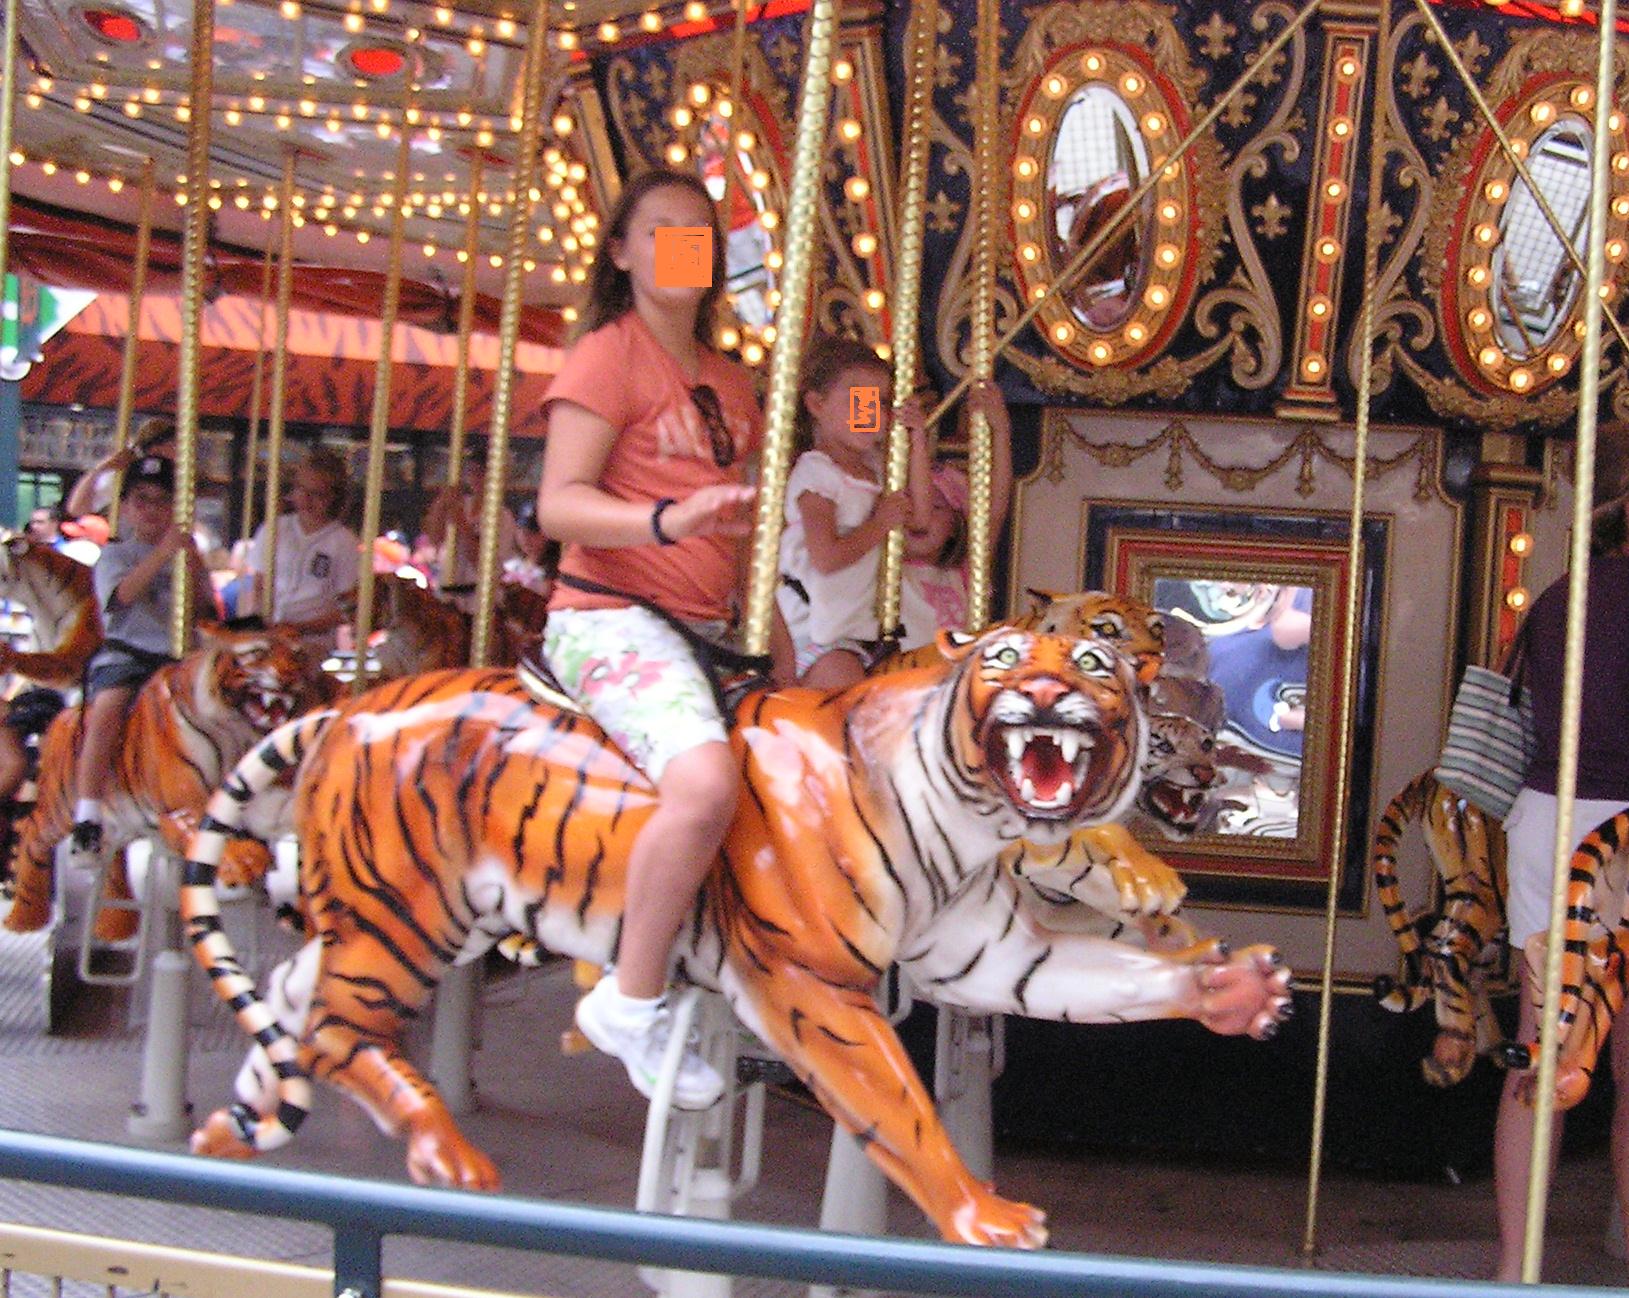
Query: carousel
xmin=0 ymin=0 xmax=1626 ymax=1291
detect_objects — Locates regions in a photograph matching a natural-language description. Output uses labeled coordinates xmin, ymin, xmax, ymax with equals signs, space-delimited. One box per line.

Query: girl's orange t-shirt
xmin=542 ymin=311 xmax=763 ymax=622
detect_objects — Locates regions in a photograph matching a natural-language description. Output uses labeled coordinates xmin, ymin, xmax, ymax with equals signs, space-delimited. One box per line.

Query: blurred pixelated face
xmin=122 ymin=484 xmax=174 ymax=543
xmin=289 ymin=465 xmax=339 ymax=523
xmin=26 ymin=510 xmax=57 ymax=543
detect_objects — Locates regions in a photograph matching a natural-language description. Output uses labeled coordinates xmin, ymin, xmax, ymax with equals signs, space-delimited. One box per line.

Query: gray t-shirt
xmin=94 ymin=538 xmax=177 ymax=657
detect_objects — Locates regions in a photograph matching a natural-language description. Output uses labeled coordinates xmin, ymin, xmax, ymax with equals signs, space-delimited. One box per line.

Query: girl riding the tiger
xmin=534 ymin=166 xmax=794 ymax=1111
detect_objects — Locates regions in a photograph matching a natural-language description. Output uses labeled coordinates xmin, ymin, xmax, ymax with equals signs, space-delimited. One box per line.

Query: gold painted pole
xmin=964 ymin=0 xmax=999 ymax=629
xmin=260 ymin=149 xmax=298 ymax=621
xmin=742 ymin=0 xmax=838 ymax=655
xmin=440 ymin=149 xmax=484 ymax=589
xmin=1301 ymin=0 xmax=1391 ymax=1258
xmin=349 ymin=122 xmax=414 ymax=692
xmin=715 ymin=0 xmax=751 ymax=313
xmin=924 ymin=0 xmax=1323 ymax=432
xmin=0 ymin=0 xmax=20 ymax=311
xmin=1525 ymin=0 xmax=1618 ymax=1281
xmin=1410 ymin=0 xmax=1629 ymax=363
xmin=875 ymin=0 xmax=937 ymax=636
xmin=108 ymin=158 xmax=157 ymax=538
xmin=470 ymin=0 xmax=550 ymax=667
xmin=239 ymin=238 xmax=276 ymax=541
xmin=171 ymin=0 xmax=214 ymax=656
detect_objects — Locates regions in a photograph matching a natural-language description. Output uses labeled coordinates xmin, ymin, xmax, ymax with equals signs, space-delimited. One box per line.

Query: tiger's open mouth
xmin=984 ymin=723 xmax=1095 ymax=820
xmin=243 ymin=690 xmax=296 ymax=730
xmin=1141 ymin=780 xmax=1208 ymax=832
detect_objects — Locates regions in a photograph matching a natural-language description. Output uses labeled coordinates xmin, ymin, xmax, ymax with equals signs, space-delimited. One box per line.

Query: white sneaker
xmin=574 ymin=977 xmax=725 ymax=1111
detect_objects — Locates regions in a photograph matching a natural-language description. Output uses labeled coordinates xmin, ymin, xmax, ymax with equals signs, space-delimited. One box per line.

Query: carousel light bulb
xmin=143 ymin=86 xmax=160 ymax=104
xmin=551 ymin=266 xmax=567 ymax=283
xmin=1124 ymin=321 xmax=1147 ymax=344
xmin=557 ymin=29 xmax=578 ymax=48
xmin=864 ymin=288 xmax=885 ymax=311
xmin=1144 ymin=112 xmax=1166 ymax=134
xmin=24 ymin=93 xmax=39 ymax=109
xmin=1548 ymin=352 xmax=1571 ymax=374
xmin=1612 ymin=112 xmax=1627 ymax=132
xmin=1303 ymin=354 xmax=1325 ymax=378
xmin=276 ymin=113 xmax=292 ymax=129
xmin=280 ymin=0 xmax=300 ymax=17
xmin=1485 ymin=179 xmax=1508 ymax=203
xmin=467 ymin=36 xmax=485 ymax=54
xmin=123 ymin=102 xmax=141 ymax=117
xmin=832 ymin=59 xmax=854 ymax=83
xmin=750 ymin=168 xmax=770 ymax=191
xmin=1509 ymin=532 xmax=1534 ymax=556
xmin=1325 ymin=179 xmax=1345 ymax=201
xmin=852 ymin=232 xmax=878 ymax=257
xmin=1616 ymin=152 xmax=1629 ymax=174
xmin=175 ymin=192 xmax=188 ymax=206
xmin=477 ymin=129 xmax=494 ymax=147
xmin=1469 ymin=307 xmax=1492 ymax=330
xmin=423 ymin=243 xmax=436 ymax=256
xmin=75 ymin=169 xmax=90 ymax=184
xmin=107 ymin=175 xmax=123 ymax=192
xmin=719 ymin=326 xmax=741 ymax=349
xmin=1050 ymin=321 xmax=1075 ymax=345
xmin=1082 ymin=52 xmax=1104 ymax=75
xmin=1571 ymin=85 xmax=1594 ymax=109
xmin=1013 ymin=156 xmax=1038 ymax=179
xmin=684 ymin=0 xmax=706 ymax=18
xmin=563 ymin=305 xmax=580 ymax=322
xmin=1610 ymin=239 xmax=1627 ymax=262
xmin=641 ymin=11 xmax=661 ymax=30
xmin=1467 ymin=265 xmax=1490 ymax=287
xmin=497 ymin=17 xmax=515 ymax=37
xmin=1145 ymin=284 xmax=1169 ymax=308
xmin=1561 ymin=0 xmax=1584 ymax=13
xmin=1530 ymin=101 xmax=1555 ymax=125
xmin=553 ymin=113 xmax=574 ymax=135
xmin=1505 ymin=586 xmax=1530 ymax=611
xmin=1337 ymin=57 xmax=1359 ymax=78
xmin=5 ymin=149 xmax=21 ymax=166
xmin=1120 ymin=72 xmax=1144 ymax=96
xmin=1029 ymin=284 xmax=1048 ymax=302
xmin=1013 ymin=199 xmax=1036 ymax=221
xmin=1019 ymin=242 xmax=1041 ymax=262
xmin=743 ymin=342 xmax=765 ymax=364
xmin=1088 ymin=341 xmax=1112 ymax=364
xmin=344 ymin=11 xmax=364 ymax=30
xmin=487 ymin=253 xmax=502 ymax=267
xmin=689 ymin=82 xmax=711 ymax=106
xmin=357 ymin=229 xmax=371 ymax=243
xmin=37 ymin=76 xmax=52 ymax=92
xmin=1308 ymin=294 xmax=1331 ymax=319
xmin=1158 ymin=201 xmax=1180 ymax=222
xmin=598 ymin=21 xmax=618 ymax=42
xmin=673 ymin=105 xmax=693 ymax=128
xmin=225 ymin=108 xmax=242 ymax=125
xmin=1315 ymin=238 xmax=1339 ymax=261
xmin=1156 ymin=243 xmax=1181 ymax=267
xmin=839 ymin=118 xmax=862 ymax=141
xmin=844 ymin=176 xmax=870 ymax=202
xmin=74 ymin=95 xmax=92 ymax=112
xmin=1025 ymin=115 xmax=1046 ymax=136
xmin=1479 ymin=345 xmax=1502 ymax=367
xmin=90 ymin=82 xmax=107 ymax=99
xmin=178 ymin=104 xmax=193 ymax=121
xmin=1044 ymin=75 xmax=1067 ymax=98
xmin=1475 ymin=222 xmax=1498 ymax=245
xmin=759 ymin=210 xmax=779 ymax=230
xmin=765 ymin=250 xmax=783 ymax=270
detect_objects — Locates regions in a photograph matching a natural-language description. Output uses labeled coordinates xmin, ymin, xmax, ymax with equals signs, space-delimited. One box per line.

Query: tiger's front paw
xmin=1195 ymin=945 xmax=1293 ymax=1040
xmin=1098 ymin=837 xmax=1188 ymax=917
xmin=944 ymin=1187 xmax=1048 ymax=1249
xmin=216 ymin=838 xmax=275 ymax=889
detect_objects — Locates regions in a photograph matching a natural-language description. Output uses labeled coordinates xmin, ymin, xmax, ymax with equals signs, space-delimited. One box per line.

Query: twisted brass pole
xmin=1525 ymin=0 xmax=1618 ymax=1281
xmin=715 ymin=0 xmax=752 ymax=331
xmin=109 ymin=157 xmax=157 ymax=538
xmin=440 ymin=149 xmax=484 ymax=590
xmin=925 ymin=0 xmax=1322 ymax=431
xmin=742 ymin=0 xmax=838 ymax=655
xmin=876 ymin=0 xmax=937 ymax=635
xmin=471 ymin=0 xmax=551 ymax=667
xmin=964 ymin=0 xmax=1000 ymax=629
xmin=239 ymin=238 xmax=276 ymax=541
xmin=1302 ymin=0 xmax=1391 ymax=1258
xmin=349 ymin=123 xmax=413 ymax=692
xmin=259 ymin=149 xmax=298 ymax=620
xmin=0 ymin=0 xmax=20 ymax=320
xmin=171 ymin=0 xmax=214 ymax=656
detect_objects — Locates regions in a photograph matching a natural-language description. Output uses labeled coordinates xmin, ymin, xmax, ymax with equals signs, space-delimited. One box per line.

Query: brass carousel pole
xmin=1302 ymin=0 xmax=1391 ymax=1258
xmin=875 ymin=0 xmax=937 ymax=636
xmin=714 ymin=0 xmax=751 ymax=306
xmin=0 ymin=0 xmax=20 ymax=311
xmin=470 ymin=0 xmax=550 ymax=667
xmin=171 ymin=0 xmax=215 ymax=655
xmin=1524 ymin=0 xmax=1618 ymax=1281
xmin=239 ymin=238 xmax=276 ymax=543
xmin=964 ymin=0 xmax=999 ymax=628
xmin=259 ymin=148 xmax=298 ymax=621
xmin=108 ymin=157 xmax=158 ymax=538
xmin=741 ymin=0 xmax=838 ymax=654
xmin=923 ymin=0 xmax=1322 ymax=431
xmin=349 ymin=120 xmax=414 ymax=691
xmin=439 ymin=149 xmax=484 ymax=588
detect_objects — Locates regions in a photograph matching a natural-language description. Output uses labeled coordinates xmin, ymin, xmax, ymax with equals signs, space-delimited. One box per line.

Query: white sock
xmin=607 ymin=980 xmax=663 ymax=1021
xmin=74 ymin=799 xmax=101 ymax=825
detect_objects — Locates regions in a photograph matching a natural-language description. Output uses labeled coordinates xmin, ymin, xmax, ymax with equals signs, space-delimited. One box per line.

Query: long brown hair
xmin=794 ymin=333 xmax=891 ymax=455
xmin=575 ymin=168 xmax=726 ymax=346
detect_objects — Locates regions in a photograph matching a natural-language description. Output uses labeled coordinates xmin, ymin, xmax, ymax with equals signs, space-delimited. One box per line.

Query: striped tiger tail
xmin=1372 ymin=771 xmax=1440 ymax=1013
xmin=179 ymin=708 xmax=337 ymax=1153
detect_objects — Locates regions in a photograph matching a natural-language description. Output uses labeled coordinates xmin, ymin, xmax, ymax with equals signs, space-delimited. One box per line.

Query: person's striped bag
xmin=1435 ymin=663 xmax=1536 ymax=821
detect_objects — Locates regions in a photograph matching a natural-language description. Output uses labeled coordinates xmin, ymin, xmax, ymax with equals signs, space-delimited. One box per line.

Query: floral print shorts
xmin=542 ymin=605 xmax=731 ymax=783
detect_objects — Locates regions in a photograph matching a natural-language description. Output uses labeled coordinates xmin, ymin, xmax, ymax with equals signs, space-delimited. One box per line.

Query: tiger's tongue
xmin=1023 ymin=738 xmax=1070 ymax=800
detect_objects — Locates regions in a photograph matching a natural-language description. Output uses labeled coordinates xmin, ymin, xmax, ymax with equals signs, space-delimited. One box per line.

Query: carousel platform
xmin=0 ymin=905 xmax=1622 ymax=1296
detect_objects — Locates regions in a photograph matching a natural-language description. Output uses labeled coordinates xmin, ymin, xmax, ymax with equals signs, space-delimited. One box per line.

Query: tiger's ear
xmin=934 ymin=627 xmax=981 ymax=663
xmin=1024 ymin=587 xmax=1063 ymax=618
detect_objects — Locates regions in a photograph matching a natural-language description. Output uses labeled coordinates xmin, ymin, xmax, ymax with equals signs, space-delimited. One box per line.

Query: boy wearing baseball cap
xmin=68 ymin=456 xmax=216 ymax=866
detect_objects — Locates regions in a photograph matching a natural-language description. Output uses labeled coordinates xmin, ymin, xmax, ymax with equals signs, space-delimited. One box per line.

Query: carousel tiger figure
xmin=181 ymin=625 xmax=1291 ymax=1247
xmin=1369 ymin=771 xmax=1511 ymax=1088
xmin=0 ymin=532 xmax=104 ymax=689
xmin=1502 ymin=809 xmax=1629 ymax=1111
xmin=355 ymin=574 xmax=551 ymax=680
xmin=4 ymin=624 xmax=313 ymax=937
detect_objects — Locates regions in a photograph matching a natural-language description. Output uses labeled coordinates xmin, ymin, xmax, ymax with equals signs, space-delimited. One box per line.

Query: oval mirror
xmin=1492 ymin=116 xmax=1593 ymax=360
xmin=693 ymin=101 xmax=778 ymax=331
xmin=1045 ymin=82 xmax=1151 ymax=331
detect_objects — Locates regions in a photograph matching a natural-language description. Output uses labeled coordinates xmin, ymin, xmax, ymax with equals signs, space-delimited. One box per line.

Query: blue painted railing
xmin=0 ymin=1128 xmax=1603 ymax=1298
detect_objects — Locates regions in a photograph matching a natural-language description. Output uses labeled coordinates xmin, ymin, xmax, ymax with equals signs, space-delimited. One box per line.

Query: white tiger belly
xmin=456 ymin=858 xmax=619 ymax=968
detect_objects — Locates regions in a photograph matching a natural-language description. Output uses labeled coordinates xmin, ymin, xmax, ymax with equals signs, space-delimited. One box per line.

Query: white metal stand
xmin=127 ymin=858 xmax=192 ymax=1143
xmin=934 ymin=1008 xmax=997 ymax=1182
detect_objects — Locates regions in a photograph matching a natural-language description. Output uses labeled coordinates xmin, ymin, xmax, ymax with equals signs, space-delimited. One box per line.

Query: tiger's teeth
xmin=1005 ymin=730 xmax=1027 ymax=762
xmin=1058 ymin=732 xmax=1080 ymax=764
xmin=1021 ymin=776 xmax=1037 ymax=804
xmin=1054 ymin=779 xmax=1074 ymax=806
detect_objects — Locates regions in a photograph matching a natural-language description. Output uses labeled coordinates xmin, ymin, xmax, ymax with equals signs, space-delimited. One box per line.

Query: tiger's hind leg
xmin=302 ymin=932 xmax=499 ymax=1190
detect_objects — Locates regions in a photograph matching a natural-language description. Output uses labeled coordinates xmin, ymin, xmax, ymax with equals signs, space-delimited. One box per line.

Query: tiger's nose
xmin=1194 ymin=763 xmax=1216 ymax=785
xmin=1020 ymin=676 xmax=1070 ymax=709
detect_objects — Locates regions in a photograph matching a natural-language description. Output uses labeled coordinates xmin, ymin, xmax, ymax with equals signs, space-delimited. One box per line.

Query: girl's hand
xmin=968 ymin=380 xmax=1009 ymax=431
xmin=870 ymin=489 xmax=910 ymax=534
xmin=666 ymin=484 xmax=758 ymax=540
xmin=896 ymin=396 xmax=928 ymax=443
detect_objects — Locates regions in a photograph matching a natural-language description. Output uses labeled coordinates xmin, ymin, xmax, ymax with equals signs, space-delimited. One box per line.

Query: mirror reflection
xmin=1493 ymin=117 xmax=1592 ymax=359
xmin=694 ymin=104 xmax=777 ymax=329
xmin=1045 ymin=83 xmax=1149 ymax=330
xmin=1153 ymin=578 xmax=1313 ymax=840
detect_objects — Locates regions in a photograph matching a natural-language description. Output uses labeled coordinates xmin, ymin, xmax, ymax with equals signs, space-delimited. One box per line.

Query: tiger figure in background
xmin=354 ymin=574 xmax=550 ymax=680
xmin=1370 ymin=771 xmax=1511 ymax=1088
xmin=181 ymin=625 xmax=1291 ymax=1248
xmin=1502 ymin=809 xmax=1629 ymax=1112
xmin=5 ymin=624 xmax=313 ymax=937
xmin=0 ymin=533 xmax=103 ymax=689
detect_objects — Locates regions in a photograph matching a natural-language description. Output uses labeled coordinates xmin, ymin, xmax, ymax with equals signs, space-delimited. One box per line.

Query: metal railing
xmin=0 ymin=1128 xmax=1610 ymax=1298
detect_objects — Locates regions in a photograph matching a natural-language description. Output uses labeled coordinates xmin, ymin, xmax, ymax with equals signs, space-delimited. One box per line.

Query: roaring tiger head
xmin=192 ymin=623 xmax=312 ymax=732
xmin=0 ymin=532 xmax=97 ymax=649
xmin=1021 ymin=589 xmax=1165 ymax=686
xmin=933 ymin=626 xmax=1145 ymax=842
